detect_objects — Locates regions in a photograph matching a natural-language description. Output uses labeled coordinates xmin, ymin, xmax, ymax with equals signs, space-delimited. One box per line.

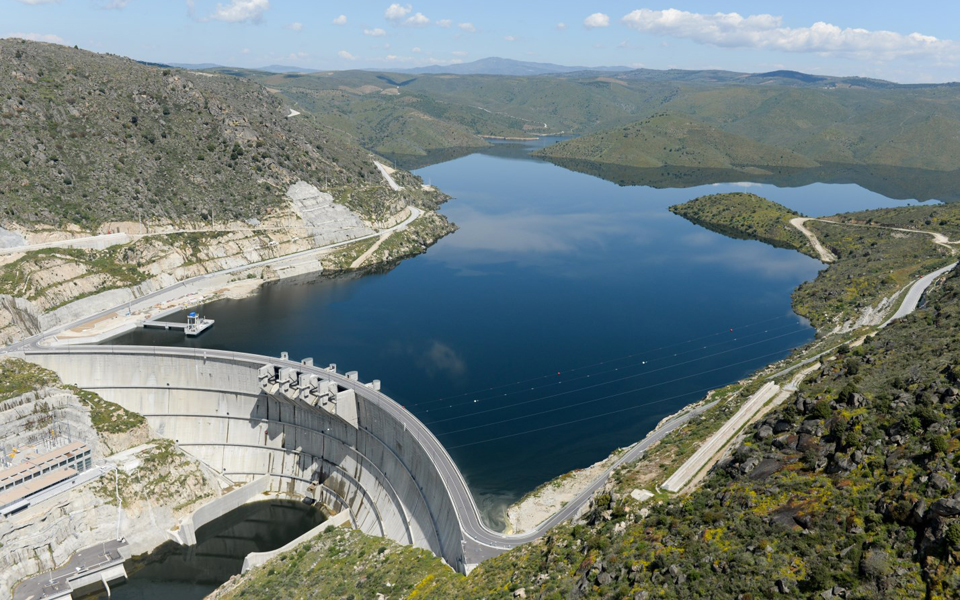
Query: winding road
xmin=2 ymin=206 xmax=420 ymax=353
xmin=6 ymin=199 xmax=960 ymax=570
xmin=790 ymin=217 xmax=837 ymax=263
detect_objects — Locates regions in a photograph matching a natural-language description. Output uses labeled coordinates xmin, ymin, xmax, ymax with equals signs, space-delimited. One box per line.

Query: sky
xmin=5 ymin=0 xmax=960 ymax=83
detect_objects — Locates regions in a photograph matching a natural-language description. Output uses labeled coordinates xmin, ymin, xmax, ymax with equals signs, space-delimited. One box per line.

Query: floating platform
xmin=142 ymin=312 xmax=214 ymax=336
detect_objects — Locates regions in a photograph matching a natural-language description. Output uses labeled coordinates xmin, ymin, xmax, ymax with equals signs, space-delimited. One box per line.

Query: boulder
xmin=748 ymin=458 xmax=782 ymax=480
xmin=773 ymin=420 xmax=793 ymax=434
xmin=930 ymin=473 xmax=951 ymax=491
xmin=930 ymin=498 xmax=960 ymax=517
xmin=740 ymin=456 xmax=761 ymax=475
xmin=773 ymin=433 xmax=798 ymax=451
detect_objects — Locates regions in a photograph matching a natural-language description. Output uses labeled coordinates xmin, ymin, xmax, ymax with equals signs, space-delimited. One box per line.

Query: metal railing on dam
xmin=24 ymin=345 xmax=541 ymax=572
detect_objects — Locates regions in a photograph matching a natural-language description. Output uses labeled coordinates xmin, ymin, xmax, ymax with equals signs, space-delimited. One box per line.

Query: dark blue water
xmin=89 ymin=500 xmax=325 ymax=600
xmin=107 ymin=142 xmax=933 ymax=523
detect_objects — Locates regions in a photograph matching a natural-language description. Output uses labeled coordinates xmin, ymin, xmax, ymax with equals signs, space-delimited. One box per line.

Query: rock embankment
xmin=507 ymin=453 xmax=621 ymax=534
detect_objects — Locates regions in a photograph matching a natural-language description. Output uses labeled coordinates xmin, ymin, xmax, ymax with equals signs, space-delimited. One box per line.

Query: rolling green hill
xmin=204 ymin=66 xmax=960 ymax=179
xmin=536 ymin=113 xmax=818 ymax=169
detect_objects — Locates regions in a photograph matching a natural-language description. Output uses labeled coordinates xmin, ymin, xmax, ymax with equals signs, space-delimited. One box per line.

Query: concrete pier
xmin=142 ymin=311 xmax=214 ymax=336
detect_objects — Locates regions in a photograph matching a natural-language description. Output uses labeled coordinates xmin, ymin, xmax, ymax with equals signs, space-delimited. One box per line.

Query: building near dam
xmin=26 ymin=345 xmax=508 ymax=573
xmin=0 ymin=441 xmax=92 ymax=516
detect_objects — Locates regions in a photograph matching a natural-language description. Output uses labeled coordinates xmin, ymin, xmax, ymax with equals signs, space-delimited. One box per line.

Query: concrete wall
xmin=28 ymin=347 xmax=467 ymax=572
xmin=177 ymin=476 xmax=270 ymax=546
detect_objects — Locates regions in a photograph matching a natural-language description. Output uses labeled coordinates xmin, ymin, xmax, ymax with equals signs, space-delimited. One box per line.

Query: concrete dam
xmin=26 ymin=345 xmax=523 ymax=573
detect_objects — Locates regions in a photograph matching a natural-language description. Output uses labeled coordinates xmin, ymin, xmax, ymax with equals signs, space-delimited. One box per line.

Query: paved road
xmin=23 ymin=345 xmax=713 ymax=568
xmin=882 ymin=261 xmax=957 ymax=326
xmin=662 ymin=382 xmax=779 ymax=493
xmin=13 ymin=539 xmax=127 ymax=600
xmin=3 ymin=207 xmax=420 ymax=354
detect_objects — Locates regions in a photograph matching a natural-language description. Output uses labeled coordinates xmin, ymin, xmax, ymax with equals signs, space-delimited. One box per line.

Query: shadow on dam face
xmin=81 ymin=499 xmax=326 ymax=600
xmin=28 ymin=347 xmax=473 ymax=572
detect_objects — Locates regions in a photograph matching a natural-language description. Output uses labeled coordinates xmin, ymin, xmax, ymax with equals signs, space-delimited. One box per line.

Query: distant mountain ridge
xmin=386 ymin=57 xmax=630 ymax=76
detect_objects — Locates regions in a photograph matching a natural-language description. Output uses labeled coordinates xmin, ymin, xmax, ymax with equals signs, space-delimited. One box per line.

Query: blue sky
xmin=5 ymin=1 xmax=960 ymax=82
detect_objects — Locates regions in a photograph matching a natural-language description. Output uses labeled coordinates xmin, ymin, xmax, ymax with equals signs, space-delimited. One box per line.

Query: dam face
xmin=27 ymin=346 xmax=469 ymax=573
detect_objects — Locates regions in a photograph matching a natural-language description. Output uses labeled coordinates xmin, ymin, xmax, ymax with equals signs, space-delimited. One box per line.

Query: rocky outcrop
xmin=286 ymin=181 xmax=375 ymax=245
xmin=0 ymin=365 xmax=219 ymax=598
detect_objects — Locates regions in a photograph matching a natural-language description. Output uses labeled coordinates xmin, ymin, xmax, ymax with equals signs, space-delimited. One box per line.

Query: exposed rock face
xmin=286 ymin=181 xmax=375 ymax=245
xmin=0 ymin=181 xmax=383 ymax=346
xmin=0 ymin=370 xmax=219 ymax=598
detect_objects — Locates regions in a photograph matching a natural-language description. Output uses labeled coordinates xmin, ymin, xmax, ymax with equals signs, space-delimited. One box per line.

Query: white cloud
xmin=504 ymin=35 xmax=516 ymax=42
xmin=452 ymin=50 xmax=468 ymax=57
xmin=288 ymin=51 xmax=307 ymax=60
xmin=4 ymin=32 xmax=65 ymax=43
xmin=436 ymin=19 xmax=452 ymax=28
xmin=556 ymin=22 xmax=567 ymax=31
xmin=98 ymin=0 xmax=130 ymax=9
xmin=364 ymin=28 xmax=386 ymax=36
xmin=403 ymin=12 xmax=430 ymax=27
xmin=241 ymin=47 xmax=250 ymax=53
xmin=11 ymin=0 xmax=61 ymax=4
xmin=332 ymin=14 xmax=347 ymax=26
xmin=620 ymin=8 xmax=955 ymax=61
xmin=384 ymin=3 xmax=411 ymax=21
xmin=338 ymin=49 xmax=357 ymax=60
xmin=284 ymin=21 xmax=302 ymax=31
xmin=411 ymin=46 xmax=421 ymax=53
xmin=458 ymin=22 xmax=476 ymax=33
xmin=208 ymin=0 xmax=270 ymax=24
xmin=584 ymin=13 xmax=610 ymax=29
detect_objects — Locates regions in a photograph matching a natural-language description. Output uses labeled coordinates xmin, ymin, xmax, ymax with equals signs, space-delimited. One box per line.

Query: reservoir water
xmin=108 ymin=140 xmax=935 ymax=525
xmin=85 ymin=499 xmax=325 ymax=600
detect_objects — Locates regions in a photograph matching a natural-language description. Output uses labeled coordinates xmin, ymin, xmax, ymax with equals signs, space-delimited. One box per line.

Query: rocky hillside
xmin=0 ymin=39 xmax=408 ymax=228
xmin=0 ymin=40 xmax=456 ymax=345
xmin=0 ymin=359 xmax=220 ymax=598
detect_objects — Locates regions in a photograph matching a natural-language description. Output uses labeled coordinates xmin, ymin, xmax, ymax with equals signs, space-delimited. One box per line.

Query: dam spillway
xmin=25 ymin=345 xmax=503 ymax=573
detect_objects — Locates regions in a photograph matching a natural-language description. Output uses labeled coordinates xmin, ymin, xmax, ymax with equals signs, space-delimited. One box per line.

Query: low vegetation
xmin=214 ymin=195 xmax=960 ymax=599
xmin=670 ymin=194 xmax=951 ymax=329
xmin=835 ymin=202 xmax=960 ymax=239
xmin=793 ymin=220 xmax=951 ymax=329
xmin=0 ymin=358 xmax=59 ymax=400
xmin=0 ymin=40 xmax=407 ymax=229
xmin=669 ymin=192 xmax=815 ymax=257
xmin=66 ymin=384 xmax=145 ymax=435
xmin=210 ymin=525 xmax=458 ymax=600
